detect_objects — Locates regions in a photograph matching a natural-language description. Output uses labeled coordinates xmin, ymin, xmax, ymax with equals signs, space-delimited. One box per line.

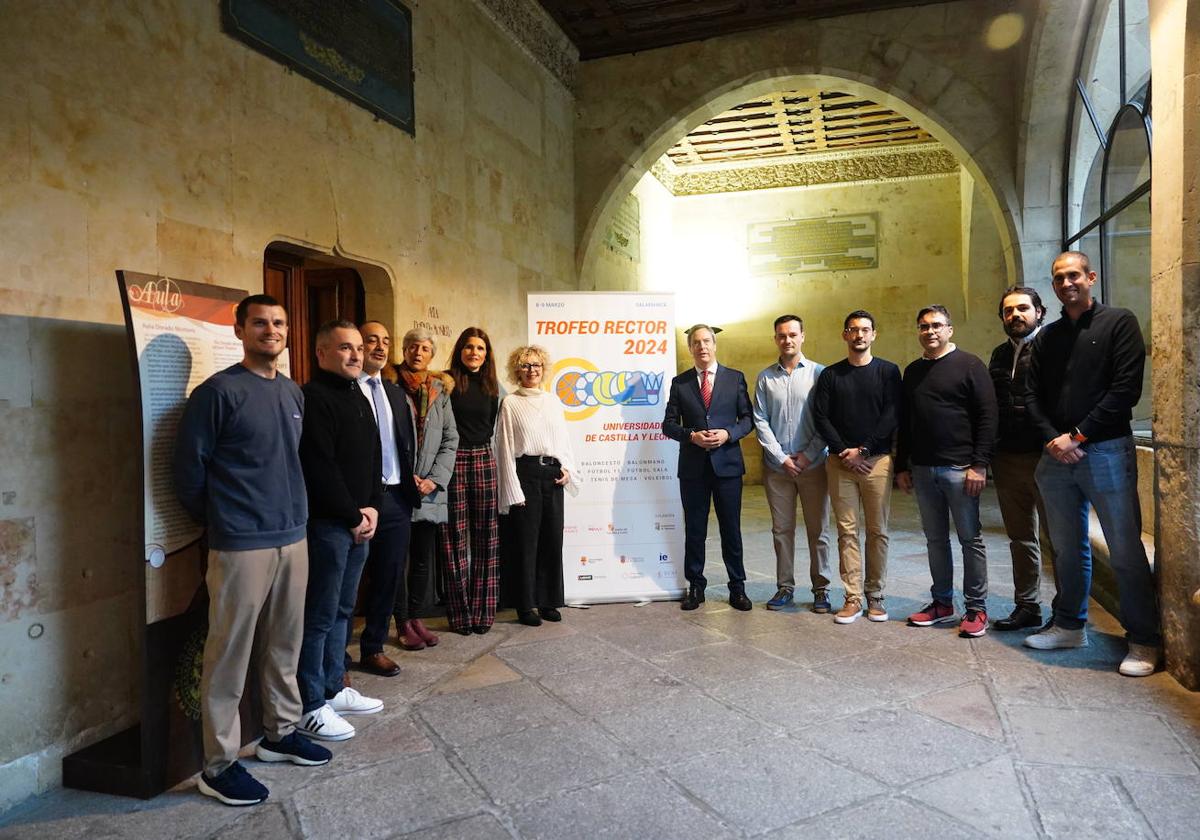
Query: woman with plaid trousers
xmin=439 ymin=327 xmax=503 ymax=634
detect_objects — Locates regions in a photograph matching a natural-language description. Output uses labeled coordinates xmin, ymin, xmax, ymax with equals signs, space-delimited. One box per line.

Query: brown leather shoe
xmin=360 ymin=652 xmax=402 ymax=678
xmin=398 ymin=620 xmax=426 ymax=651
xmin=410 ymin=618 xmax=439 ymax=647
xmin=343 ymin=671 xmax=352 ymax=688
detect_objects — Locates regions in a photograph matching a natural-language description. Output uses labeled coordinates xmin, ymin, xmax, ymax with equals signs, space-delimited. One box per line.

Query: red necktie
xmin=700 ymin=369 xmax=712 ymax=409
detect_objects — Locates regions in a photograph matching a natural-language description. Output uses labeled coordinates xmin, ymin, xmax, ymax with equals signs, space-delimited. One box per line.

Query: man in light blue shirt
xmin=753 ymin=314 xmax=833 ymax=612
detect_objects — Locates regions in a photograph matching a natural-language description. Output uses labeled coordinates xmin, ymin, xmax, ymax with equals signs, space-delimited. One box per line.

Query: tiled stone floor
xmin=2 ymin=492 xmax=1199 ymax=838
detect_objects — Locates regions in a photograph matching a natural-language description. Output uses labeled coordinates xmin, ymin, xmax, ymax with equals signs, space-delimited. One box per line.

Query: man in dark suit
xmin=662 ymin=324 xmax=754 ymax=611
xmin=356 ymin=321 xmax=422 ymax=676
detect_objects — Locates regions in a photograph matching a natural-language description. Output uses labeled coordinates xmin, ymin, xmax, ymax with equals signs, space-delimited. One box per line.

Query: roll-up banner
xmin=528 ymin=292 xmax=685 ymax=604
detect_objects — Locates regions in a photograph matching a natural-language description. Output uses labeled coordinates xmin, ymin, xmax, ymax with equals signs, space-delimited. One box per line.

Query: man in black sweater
xmin=988 ymin=287 xmax=1056 ymax=631
xmin=811 ymin=310 xmax=902 ymax=624
xmin=1023 ymin=251 xmax=1161 ymax=677
xmin=297 ymin=320 xmax=385 ymax=741
xmin=896 ymin=306 xmax=998 ymax=637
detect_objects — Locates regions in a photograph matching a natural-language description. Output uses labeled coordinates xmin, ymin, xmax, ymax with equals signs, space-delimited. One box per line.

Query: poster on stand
xmin=528 ymin=292 xmax=684 ymax=604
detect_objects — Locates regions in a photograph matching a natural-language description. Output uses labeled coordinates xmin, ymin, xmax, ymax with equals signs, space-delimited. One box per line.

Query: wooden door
xmin=264 ymin=251 xmax=365 ymax=384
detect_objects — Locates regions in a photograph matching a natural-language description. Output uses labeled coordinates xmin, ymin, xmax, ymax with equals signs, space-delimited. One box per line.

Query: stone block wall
xmin=0 ymin=0 xmax=577 ymax=805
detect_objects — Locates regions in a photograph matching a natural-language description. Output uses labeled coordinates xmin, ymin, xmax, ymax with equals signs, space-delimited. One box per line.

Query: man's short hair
xmin=235 ymin=294 xmax=282 ymax=326
xmin=1055 ymin=250 xmax=1093 ymax=274
xmin=685 ymin=324 xmax=718 ymax=345
xmin=916 ymin=305 xmax=952 ymax=326
xmin=314 ymin=319 xmax=357 ymax=346
xmin=843 ymin=310 xmax=875 ymax=331
xmin=402 ymin=327 xmax=436 ymax=356
xmin=997 ymin=286 xmax=1046 ymax=321
xmin=773 ymin=314 xmax=804 ymax=331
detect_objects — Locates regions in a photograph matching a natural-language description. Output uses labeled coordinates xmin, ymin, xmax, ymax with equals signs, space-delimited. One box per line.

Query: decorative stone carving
xmin=473 ymin=0 xmax=578 ymax=90
xmin=651 ymin=145 xmax=960 ymax=196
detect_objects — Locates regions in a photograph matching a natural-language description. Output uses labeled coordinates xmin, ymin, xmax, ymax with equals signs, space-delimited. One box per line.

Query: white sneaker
xmin=1023 ymin=624 xmax=1088 ymax=650
xmin=297 ymin=704 xmax=355 ymax=741
xmin=1118 ymin=643 xmax=1161 ymax=677
xmin=329 ymin=686 xmax=383 ymax=716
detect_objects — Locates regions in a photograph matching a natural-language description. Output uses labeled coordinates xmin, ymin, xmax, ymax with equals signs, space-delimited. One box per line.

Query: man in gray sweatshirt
xmin=174 ymin=294 xmax=331 ymax=806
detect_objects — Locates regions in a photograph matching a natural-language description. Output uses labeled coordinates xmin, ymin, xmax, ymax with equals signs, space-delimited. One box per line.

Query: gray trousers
xmin=201 ymin=539 xmax=307 ymax=776
xmin=992 ymin=451 xmax=1056 ymax=610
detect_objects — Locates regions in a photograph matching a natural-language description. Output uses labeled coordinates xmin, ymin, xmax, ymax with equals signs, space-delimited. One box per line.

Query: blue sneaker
xmin=812 ymin=591 xmax=832 ymax=614
xmin=256 ymin=731 xmax=333 ymax=766
xmin=765 ymin=588 xmax=794 ymax=610
xmin=198 ymin=761 xmax=268 ymax=806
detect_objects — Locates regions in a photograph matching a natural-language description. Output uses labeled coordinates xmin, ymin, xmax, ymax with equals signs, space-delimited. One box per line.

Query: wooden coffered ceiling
xmin=667 ymin=89 xmax=936 ymax=167
xmin=536 ymin=0 xmax=957 ymax=60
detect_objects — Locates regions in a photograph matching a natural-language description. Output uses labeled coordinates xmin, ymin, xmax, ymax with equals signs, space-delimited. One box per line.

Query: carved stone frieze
xmin=473 ymin=0 xmax=578 ymax=90
xmin=653 ymin=146 xmax=960 ymax=196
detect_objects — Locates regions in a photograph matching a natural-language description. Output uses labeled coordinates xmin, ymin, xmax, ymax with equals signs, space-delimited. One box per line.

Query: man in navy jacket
xmin=662 ymin=324 xmax=754 ymax=611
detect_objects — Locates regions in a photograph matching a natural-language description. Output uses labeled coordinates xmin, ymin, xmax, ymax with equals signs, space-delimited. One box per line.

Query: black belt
xmin=517 ymin=455 xmax=560 ymax=467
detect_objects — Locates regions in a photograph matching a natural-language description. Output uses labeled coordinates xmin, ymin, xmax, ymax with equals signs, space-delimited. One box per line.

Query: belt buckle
xmin=539 ymin=455 xmax=554 ymax=466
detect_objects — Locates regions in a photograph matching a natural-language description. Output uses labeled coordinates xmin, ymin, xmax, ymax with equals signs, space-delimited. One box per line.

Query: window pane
xmin=1102 ymin=192 xmax=1152 ymax=430
xmin=1066 ymin=91 xmax=1104 ymax=237
xmin=1105 ymin=105 xmax=1151 ymax=206
xmin=1124 ymin=0 xmax=1151 ymax=100
xmin=1080 ymin=0 xmax=1122 ymax=136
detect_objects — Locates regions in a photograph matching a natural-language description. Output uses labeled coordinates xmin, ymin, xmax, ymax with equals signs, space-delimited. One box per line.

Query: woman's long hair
xmin=448 ymin=327 xmax=499 ymax=397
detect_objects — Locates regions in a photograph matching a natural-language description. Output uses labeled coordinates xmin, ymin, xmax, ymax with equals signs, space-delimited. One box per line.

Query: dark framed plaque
xmin=221 ymin=0 xmax=415 ymax=134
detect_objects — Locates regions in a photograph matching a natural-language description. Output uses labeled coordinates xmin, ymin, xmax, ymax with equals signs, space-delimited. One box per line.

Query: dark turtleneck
xmin=450 ymin=370 xmax=499 ymax=446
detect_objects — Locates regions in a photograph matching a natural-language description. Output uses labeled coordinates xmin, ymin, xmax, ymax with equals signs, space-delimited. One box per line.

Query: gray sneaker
xmin=1023 ymin=624 xmax=1088 ymax=650
xmin=1118 ymin=643 xmax=1160 ymax=677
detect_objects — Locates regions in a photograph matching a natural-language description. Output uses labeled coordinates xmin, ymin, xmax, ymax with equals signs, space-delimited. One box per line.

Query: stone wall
xmin=0 ymin=0 xmax=576 ymax=805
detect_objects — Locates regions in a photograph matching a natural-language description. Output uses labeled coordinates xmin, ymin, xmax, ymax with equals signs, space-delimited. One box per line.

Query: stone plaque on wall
xmin=221 ymin=0 xmax=414 ymax=134
xmin=603 ymin=193 xmax=640 ymax=262
xmin=748 ymin=214 xmax=879 ymax=275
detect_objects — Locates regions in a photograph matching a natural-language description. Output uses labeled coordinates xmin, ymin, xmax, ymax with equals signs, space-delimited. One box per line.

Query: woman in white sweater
xmin=496 ymin=345 xmax=579 ymax=626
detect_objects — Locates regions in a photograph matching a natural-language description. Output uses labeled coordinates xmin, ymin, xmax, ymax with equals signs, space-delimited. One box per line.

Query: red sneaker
xmin=907 ymin=601 xmax=957 ymax=626
xmin=959 ymin=609 xmax=989 ymax=637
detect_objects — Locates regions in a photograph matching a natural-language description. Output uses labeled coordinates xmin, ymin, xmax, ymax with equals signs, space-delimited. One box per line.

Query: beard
xmin=1004 ymin=318 xmax=1035 ymax=339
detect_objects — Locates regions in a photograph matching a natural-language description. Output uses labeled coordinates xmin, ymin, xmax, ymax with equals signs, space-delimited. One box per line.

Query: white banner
xmin=528 ymin=292 xmax=685 ymax=604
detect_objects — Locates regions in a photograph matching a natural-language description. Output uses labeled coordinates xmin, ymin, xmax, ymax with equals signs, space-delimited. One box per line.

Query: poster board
xmin=528 ymin=292 xmax=685 ymax=603
xmin=64 ymin=272 xmax=268 ymax=798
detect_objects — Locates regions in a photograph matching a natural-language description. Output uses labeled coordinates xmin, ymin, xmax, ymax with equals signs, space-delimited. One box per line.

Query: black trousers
xmin=680 ymin=461 xmax=745 ymax=591
xmin=394 ymin=521 xmax=439 ymax=624
xmin=500 ymin=459 xmax=565 ymax=612
xmin=359 ymin=486 xmax=412 ymax=655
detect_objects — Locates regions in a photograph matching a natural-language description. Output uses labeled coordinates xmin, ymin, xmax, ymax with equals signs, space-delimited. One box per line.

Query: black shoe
xmin=993 ymin=605 xmax=1042 ymax=632
xmin=197 ymin=761 xmax=268 ymax=806
xmin=540 ymin=607 xmax=562 ymax=622
xmin=472 ymin=624 xmax=492 ymax=635
xmin=680 ymin=586 xmax=705 ymax=611
xmin=729 ymin=590 xmax=752 ymax=612
xmin=518 ymin=610 xmax=542 ymax=627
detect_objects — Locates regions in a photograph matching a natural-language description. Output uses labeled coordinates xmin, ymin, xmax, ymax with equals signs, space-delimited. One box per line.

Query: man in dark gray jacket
xmin=174 ymin=294 xmax=330 ymax=807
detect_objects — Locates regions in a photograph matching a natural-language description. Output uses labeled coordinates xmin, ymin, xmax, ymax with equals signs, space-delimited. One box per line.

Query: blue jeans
xmin=298 ymin=519 xmax=368 ymax=713
xmin=1034 ymin=436 xmax=1160 ymax=645
xmin=912 ymin=465 xmax=988 ymax=610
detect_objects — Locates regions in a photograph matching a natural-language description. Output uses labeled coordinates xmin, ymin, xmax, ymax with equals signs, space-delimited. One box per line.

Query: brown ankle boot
xmin=398 ymin=619 xmax=425 ymax=651
xmin=410 ymin=618 xmax=439 ymax=647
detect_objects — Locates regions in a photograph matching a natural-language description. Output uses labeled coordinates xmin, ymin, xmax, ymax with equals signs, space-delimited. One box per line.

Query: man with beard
xmin=988 ymin=287 xmax=1056 ymax=631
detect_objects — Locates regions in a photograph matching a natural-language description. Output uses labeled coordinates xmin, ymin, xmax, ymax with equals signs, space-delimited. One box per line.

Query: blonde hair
xmin=505 ymin=344 xmax=550 ymax=385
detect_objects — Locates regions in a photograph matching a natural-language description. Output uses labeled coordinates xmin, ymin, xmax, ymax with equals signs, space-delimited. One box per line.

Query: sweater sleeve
xmin=811 ymin=369 xmax=847 ymax=454
xmin=866 ymin=362 xmax=902 ymax=456
xmin=495 ymin=397 xmax=524 ymax=514
xmin=1024 ymin=331 xmax=1059 ymax=442
xmin=173 ymin=382 xmax=220 ymax=525
xmin=969 ymin=356 xmax=999 ymax=466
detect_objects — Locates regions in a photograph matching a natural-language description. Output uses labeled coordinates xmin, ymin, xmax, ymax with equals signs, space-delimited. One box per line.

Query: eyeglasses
xmin=917 ymin=322 xmax=949 ymax=333
xmin=519 ymin=363 xmax=543 ymax=371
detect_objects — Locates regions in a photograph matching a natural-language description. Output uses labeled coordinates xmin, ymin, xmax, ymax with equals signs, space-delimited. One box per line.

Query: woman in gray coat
xmin=391 ymin=327 xmax=459 ymax=649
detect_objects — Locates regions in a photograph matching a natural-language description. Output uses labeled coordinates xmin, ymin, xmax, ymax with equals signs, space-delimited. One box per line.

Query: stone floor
xmin=2 ymin=492 xmax=1199 ymax=839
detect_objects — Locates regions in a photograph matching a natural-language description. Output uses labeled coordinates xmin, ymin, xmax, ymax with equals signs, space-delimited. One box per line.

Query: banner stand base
xmin=63 ymin=725 xmax=157 ymax=799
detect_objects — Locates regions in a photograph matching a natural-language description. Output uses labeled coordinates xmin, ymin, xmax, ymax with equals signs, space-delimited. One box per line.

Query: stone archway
xmin=572 ymin=7 xmax=1027 ymax=288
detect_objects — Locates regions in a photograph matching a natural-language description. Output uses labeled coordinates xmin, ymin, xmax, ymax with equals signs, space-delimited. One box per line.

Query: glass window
xmin=1062 ymin=0 xmax=1152 ymax=438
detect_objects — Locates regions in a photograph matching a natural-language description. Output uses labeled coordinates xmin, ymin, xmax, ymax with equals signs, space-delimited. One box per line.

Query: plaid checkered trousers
xmin=438 ymin=444 xmax=501 ymax=631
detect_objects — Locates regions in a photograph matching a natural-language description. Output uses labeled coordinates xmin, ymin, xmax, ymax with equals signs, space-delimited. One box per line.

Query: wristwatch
xmin=1070 ymin=427 xmax=1088 ymax=444
xmin=858 ymin=446 xmax=870 ymax=459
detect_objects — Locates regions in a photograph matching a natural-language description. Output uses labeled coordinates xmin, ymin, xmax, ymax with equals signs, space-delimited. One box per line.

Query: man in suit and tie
xmin=662 ymin=324 xmax=754 ymax=611
xmin=356 ymin=321 xmax=422 ymax=677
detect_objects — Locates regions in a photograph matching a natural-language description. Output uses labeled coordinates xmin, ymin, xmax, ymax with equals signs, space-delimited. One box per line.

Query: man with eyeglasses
xmin=811 ymin=311 xmax=902 ymax=624
xmin=896 ymin=306 xmax=998 ymax=638
xmin=1023 ymin=251 xmax=1161 ymax=677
